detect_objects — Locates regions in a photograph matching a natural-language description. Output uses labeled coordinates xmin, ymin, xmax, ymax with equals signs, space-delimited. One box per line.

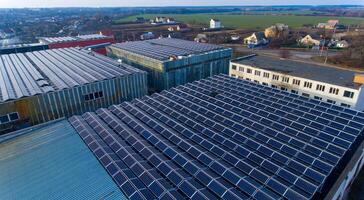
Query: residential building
xmin=335 ymin=40 xmax=350 ymax=48
xmin=244 ymin=32 xmax=268 ymax=47
xmin=3 ymin=74 xmax=364 ymax=200
xmin=140 ymin=32 xmax=155 ymax=40
xmin=38 ymin=34 xmax=115 ymax=55
xmin=194 ymin=33 xmax=208 ymax=43
xmin=229 ymin=55 xmax=364 ymax=110
xmin=210 ymin=19 xmax=221 ymax=29
xmin=317 ymin=20 xmax=340 ymax=29
xmin=264 ymin=23 xmax=289 ymax=38
xmin=299 ymin=35 xmax=321 ymax=46
xmin=0 ymin=48 xmax=147 ymax=133
xmin=107 ymin=38 xmax=232 ymax=93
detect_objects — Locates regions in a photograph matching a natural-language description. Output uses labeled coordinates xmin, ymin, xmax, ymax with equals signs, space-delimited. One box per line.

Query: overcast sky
xmin=0 ymin=0 xmax=363 ymax=8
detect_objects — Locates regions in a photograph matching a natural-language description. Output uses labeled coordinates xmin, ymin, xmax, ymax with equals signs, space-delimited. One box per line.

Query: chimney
xmin=353 ymin=74 xmax=364 ymax=85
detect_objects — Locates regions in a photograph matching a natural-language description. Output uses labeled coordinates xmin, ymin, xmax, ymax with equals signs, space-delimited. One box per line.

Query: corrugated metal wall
xmin=108 ymin=47 xmax=232 ymax=93
xmin=0 ymin=72 xmax=148 ymax=132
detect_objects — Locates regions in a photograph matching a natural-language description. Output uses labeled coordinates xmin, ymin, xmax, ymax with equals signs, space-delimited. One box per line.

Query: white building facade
xmin=230 ymin=55 xmax=364 ymax=111
xmin=210 ymin=19 xmax=221 ymax=29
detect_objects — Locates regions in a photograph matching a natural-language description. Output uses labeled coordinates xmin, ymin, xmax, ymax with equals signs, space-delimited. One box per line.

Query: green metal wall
xmin=0 ymin=72 xmax=148 ymax=133
xmin=107 ymin=47 xmax=232 ymax=93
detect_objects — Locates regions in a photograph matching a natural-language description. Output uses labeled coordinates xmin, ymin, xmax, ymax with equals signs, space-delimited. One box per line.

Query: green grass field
xmin=116 ymin=13 xmax=364 ymax=29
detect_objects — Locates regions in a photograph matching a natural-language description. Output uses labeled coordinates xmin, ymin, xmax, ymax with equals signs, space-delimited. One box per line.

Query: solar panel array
xmin=111 ymin=38 xmax=225 ymax=61
xmin=0 ymin=48 xmax=142 ymax=102
xmin=39 ymin=34 xmax=111 ymax=44
xmin=69 ymin=74 xmax=364 ymax=200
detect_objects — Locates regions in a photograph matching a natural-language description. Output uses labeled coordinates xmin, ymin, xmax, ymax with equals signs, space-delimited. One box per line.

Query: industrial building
xmin=2 ymin=75 xmax=364 ymax=199
xmin=0 ymin=48 xmax=147 ymax=133
xmin=0 ymin=43 xmax=49 ymax=55
xmin=230 ymin=55 xmax=364 ymax=111
xmin=107 ymin=38 xmax=232 ymax=93
xmin=38 ymin=34 xmax=115 ymax=55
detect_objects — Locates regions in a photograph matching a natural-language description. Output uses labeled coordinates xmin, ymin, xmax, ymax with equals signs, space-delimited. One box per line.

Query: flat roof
xmin=69 ymin=74 xmax=364 ymax=199
xmin=0 ymin=120 xmax=126 ymax=200
xmin=0 ymin=47 xmax=143 ymax=103
xmin=39 ymin=34 xmax=112 ymax=44
xmin=110 ymin=38 xmax=226 ymax=61
xmin=232 ymin=55 xmax=361 ymax=89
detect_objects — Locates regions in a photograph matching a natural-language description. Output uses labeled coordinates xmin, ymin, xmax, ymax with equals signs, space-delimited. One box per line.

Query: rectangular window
xmin=341 ymin=103 xmax=351 ymax=108
xmin=316 ymin=84 xmax=325 ymax=91
xmin=329 ymin=87 xmax=339 ymax=95
xmin=291 ymin=90 xmax=298 ymax=94
xmin=292 ymin=79 xmax=300 ymax=86
xmin=246 ymin=78 xmax=251 ymax=81
xmin=303 ymin=81 xmax=312 ymax=89
xmin=232 ymin=65 xmax=237 ymax=70
xmin=282 ymin=77 xmax=289 ymax=83
xmin=254 ymin=80 xmax=259 ymax=84
xmin=84 ymin=91 xmax=104 ymax=102
xmin=314 ymin=96 xmax=322 ymax=100
xmin=0 ymin=115 xmax=9 ymax=124
xmin=231 ymin=74 xmax=236 ymax=77
xmin=262 ymin=82 xmax=268 ymax=86
xmin=9 ymin=113 xmax=19 ymax=121
xmin=255 ymin=70 xmax=261 ymax=76
xmin=327 ymin=99 xmax=336 ymax=104
xmin=343 ymin=91 xmax=354 ymax=98
xmin=272 ymin=75 xmax=279 ymax=80
xmin=281 ymin=87 xmax=287 ymax=91
xmin=239 ymin=67 xmax=244 ymax=72
xmin=302 ymin=93 xmax=310 ymax=98
xmin=263 ymin=72 xmax=270 ymax=78
xmin=238 ymin=76 xmax=244 ymax=79
xmin=247 ymin=68 xmax=252 ymax=74
xmin=272 ymin=85 xmax=277 ymax=88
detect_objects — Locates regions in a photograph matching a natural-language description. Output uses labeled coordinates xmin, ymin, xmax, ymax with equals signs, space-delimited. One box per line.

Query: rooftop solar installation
xmin=0 ymin=48 xmax=143 ymax=102
xmin=39 ymin=34 xmax=111 ymax=44
xmin=69 ymin=74 xmax=364 ymax=200
xmin=110 ymin=38 xmax=226 ymax=61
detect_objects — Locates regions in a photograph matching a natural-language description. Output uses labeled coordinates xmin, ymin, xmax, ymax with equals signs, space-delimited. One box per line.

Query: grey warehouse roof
xmin=110 ymin=38 xmax=226 ymax=61
xmin=232 ymin=55 xmax=362 ymax=89
xmin=0 ymin=120 xmax=126 ymax=200
xmin=0 ymin=48 xmax=143 ymax=102
xmin=39 ymin=34 xmax=111 ymax=44
xmin=70 ymin=74 xmax=364 ymax=200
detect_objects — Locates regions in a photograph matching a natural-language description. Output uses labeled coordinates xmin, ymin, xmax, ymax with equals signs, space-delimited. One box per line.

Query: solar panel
xmin=69 ymin=75 xmax=364 ymax=200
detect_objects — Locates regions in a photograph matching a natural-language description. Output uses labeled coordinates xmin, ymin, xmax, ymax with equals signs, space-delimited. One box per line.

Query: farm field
xmin=116 ymin=13 xmax=364 ymax=29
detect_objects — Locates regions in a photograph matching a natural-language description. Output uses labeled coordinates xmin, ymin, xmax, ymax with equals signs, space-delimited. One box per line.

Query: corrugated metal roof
xmin=232 ymin=55 xmax=361 ymax=89
xmin=0 ymin=48 xmax=143 ymax=102
xmin=69 ymin=74 xmax=364 ymax=200
xmin=111 ymin=38 xmax=226 ymax=61
xmin=0 ymin=120 xmax=126 ymax=200
xmin=39 ymin=34 xmax=111 ymax=44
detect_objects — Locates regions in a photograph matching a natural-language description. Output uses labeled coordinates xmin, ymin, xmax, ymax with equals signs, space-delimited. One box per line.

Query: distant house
xmin=140 ymin=32 xmax=155 ymax=40
xmin=264 ymin=23 xmax=289 ymax=38
xmin=153 ymin=17 xmax=175 ymax=24
xmin=168 ymin=24 xmax=190 ymax=32
xmin=194 ymin=34 xmax=208 ymax=43
xmin=244 ymin=32 xmax=268 ymax=47
xmin=210 ymin=19 xmax=221 ymax=29
xmin=336 ymin=40 xmax=349 ymax=48
xmin=231 ymin=35 xmax=240 ymax=41
xmin=299 ymin=35 xmax=321 ymax=46
xmin=317 ymin=20 xmax=339 ymax=29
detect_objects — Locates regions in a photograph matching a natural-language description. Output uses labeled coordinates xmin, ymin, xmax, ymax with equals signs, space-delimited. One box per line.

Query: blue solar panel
xmin=69 ymin=75 xmax=364 ymax=200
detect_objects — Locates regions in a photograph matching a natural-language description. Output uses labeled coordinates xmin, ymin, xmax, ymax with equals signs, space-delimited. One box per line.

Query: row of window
xmin=231 ymin=65 xmax=356 ymax=99
xmin=232 ymin=75 xmax=352 ymax=108
xmin=84 ymin=91 xmax=104 ymax=101
xmin=0 ymin=112 xmax=20 ymax=124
